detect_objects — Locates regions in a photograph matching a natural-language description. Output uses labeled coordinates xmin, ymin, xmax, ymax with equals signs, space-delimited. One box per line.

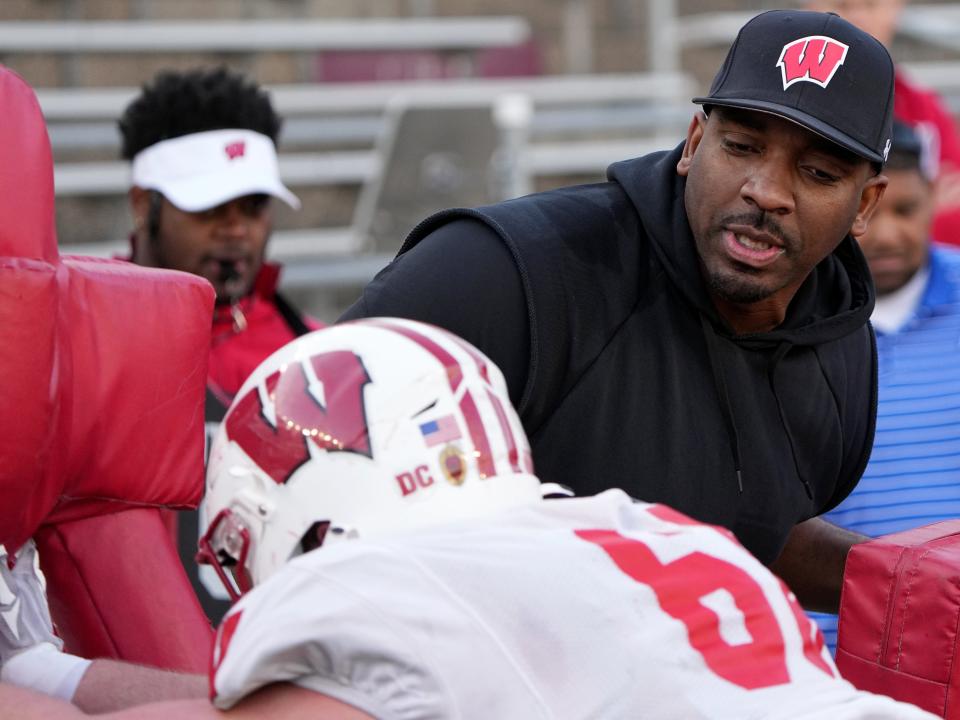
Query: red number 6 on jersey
xmin=575 ymin=524 xmax=834 ymax=690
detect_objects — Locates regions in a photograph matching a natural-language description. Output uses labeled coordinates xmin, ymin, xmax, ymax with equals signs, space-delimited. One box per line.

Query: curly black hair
xmin=118 ymin=66 xmax=282 ymax=159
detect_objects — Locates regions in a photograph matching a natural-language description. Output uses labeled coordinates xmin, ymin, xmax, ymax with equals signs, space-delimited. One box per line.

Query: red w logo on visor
xmin=777 ymin=36 xmax=849 ymax=90
xmin=224 ymin=141 xmax=246 ymax=160
xmin=224 ymin=351 xmax=372 ymax=484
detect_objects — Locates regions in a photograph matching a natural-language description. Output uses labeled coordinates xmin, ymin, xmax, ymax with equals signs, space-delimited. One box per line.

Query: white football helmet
xmin=198 ymin=317 xmax=541 ymax=600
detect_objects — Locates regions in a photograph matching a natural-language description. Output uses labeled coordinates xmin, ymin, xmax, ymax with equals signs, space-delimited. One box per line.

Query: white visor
xmin=130 ymin=128 xmax=300 ymax=212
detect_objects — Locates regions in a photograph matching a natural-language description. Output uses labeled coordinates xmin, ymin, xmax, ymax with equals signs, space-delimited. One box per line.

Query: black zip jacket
xmin=341 ymin=143 xmax=878 ymax=564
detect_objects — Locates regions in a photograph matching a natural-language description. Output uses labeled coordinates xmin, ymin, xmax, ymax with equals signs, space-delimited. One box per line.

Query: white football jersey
xmin=211 ymin=490 xmax=935 ymax=720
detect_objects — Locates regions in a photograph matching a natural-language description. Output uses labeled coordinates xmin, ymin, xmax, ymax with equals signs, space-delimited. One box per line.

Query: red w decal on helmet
xmin=224 ymin=350 xmax=372 ymax=484
xmin=777 ymin=35 xmax=849 ymax=91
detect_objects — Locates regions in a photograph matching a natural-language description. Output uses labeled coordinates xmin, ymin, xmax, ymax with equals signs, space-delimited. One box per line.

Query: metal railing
xmin=0 ymin=17 xmax=531 ymax=53
xmin=48 ymin=72 xmax=698 ymax=290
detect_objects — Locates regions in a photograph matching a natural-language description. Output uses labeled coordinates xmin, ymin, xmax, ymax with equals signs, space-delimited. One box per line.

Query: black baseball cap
xmin=887 ymin=120 xmax=938 ymax=181
xmin=693 ymin=9 xmax=894 ymax=165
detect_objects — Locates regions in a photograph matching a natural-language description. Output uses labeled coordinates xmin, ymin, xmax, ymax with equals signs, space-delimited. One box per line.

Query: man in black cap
xmin=341 ymin=9 xmax=893 ymax=611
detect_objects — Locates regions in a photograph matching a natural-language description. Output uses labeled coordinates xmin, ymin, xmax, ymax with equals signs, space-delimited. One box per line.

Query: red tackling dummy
xmin=836 ymin=520 xmax=960 ymax=718
xmin=0 ymin=65 xmax=214 ymax=669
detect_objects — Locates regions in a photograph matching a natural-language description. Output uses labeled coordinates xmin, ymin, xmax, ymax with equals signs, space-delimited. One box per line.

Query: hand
xmin=768 ymin=517 xmax=867 ymax=613
xmin=0 ymin=541 xmax=61 ymax=666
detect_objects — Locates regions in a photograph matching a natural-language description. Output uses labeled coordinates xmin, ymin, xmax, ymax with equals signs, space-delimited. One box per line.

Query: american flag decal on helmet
xmin=420 ymin=415 xmax=461 ymax=447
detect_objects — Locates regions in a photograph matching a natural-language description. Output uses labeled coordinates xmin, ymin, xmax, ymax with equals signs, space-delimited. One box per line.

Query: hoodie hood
xmin=607 ymin=142 xmax=876 ymax=347
xmin=608 ymin=142 xmax=877 ymax=501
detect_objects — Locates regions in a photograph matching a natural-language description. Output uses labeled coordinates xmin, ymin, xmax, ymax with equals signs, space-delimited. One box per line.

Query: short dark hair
xmin=118 ymin=66 xmax=282 ymax=160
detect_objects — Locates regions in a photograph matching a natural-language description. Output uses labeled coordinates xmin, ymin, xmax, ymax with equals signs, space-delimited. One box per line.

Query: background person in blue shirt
xmin=813 ymin=120 xmax=960 ymax=650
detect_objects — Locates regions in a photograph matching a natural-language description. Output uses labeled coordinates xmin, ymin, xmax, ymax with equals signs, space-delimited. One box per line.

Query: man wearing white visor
xmin=119 ymin=67 xmax=322 ymax=622
xmin=122 ymin=67 xmax=320 ymax=412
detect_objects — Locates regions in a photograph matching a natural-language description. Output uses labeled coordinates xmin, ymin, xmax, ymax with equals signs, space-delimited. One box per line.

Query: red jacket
xmin=209 ymin=263 xmax=322 ymax=405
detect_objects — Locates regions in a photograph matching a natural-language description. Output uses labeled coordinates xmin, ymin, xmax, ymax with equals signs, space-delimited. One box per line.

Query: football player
xmin=0 ymin=319 xmax=936 ymax=718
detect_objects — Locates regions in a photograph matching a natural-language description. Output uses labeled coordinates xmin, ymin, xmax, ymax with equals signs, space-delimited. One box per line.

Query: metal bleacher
xmin=12 ymin=14 xmax=696 ymax=304
xmin=14 ymin=4 xmax=960 ymax=313
xmin=0 ymin=16 xmax=531 ymax=53
xmin=47 ymin=72 xmax=695 ymax=283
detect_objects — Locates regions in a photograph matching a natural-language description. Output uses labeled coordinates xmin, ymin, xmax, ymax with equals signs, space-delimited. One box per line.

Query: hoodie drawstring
xmin=699 ymin=318 xmax=813 ymax=500
xmin=768 ymin=341 xmax=813 ymax=500
xmin=699 ymin=314 xmax=744 ymax=493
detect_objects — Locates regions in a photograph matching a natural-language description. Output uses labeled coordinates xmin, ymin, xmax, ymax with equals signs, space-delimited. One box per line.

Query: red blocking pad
xmin=0 ymin=63 xmax=215 ymax=667
xmin=36 ymin=510 xmax=213 ymax=672
xmin=836 ymin=520 xmax=960 ymax=718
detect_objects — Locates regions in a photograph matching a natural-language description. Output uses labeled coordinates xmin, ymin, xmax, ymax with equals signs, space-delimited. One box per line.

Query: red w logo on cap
xmin=224 ymin=141 xmax=246 ymax=160
xmin=777 ymin=36 xmax=849 ymax=90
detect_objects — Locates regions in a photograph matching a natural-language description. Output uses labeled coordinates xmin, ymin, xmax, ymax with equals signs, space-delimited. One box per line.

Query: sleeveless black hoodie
xmin=383 ymin=143 xmax=878 ymax=564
